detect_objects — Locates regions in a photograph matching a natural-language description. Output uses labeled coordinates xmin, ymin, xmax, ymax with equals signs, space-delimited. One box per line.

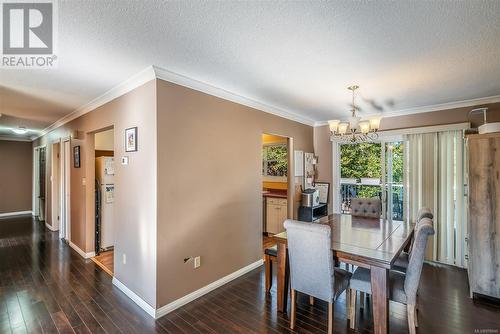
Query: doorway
xmin=261 ymin=134 xmax=291 ymax=255
xmin=59 ymin=139 xmax=71 ymax=241
xmin=92 ymin=128 xmax=115 ymax=276
xmin=50 ymin=142 xmax=61 ymax=231
xmin=337 ymin=138 xmax=405 ymax=221
xmin=33 ymin=145 xmax=47 ymax=221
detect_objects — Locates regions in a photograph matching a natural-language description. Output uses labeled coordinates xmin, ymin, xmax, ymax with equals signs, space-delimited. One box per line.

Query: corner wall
xmin=33 ymin=79 xmax=158 ymax=307
xmin=155 ymin=78 xmax=314 ymax=308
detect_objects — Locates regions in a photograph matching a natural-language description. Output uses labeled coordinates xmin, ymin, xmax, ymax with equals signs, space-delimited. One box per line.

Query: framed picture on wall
xmin=125 ymin=127 xmax=137 ymax=152
xmin=73 ymin=145 xmax=81 ymax=168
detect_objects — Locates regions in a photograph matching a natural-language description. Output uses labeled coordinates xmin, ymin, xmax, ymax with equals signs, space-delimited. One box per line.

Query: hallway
xmin=0 ymin=215 xmax=163 ymax=333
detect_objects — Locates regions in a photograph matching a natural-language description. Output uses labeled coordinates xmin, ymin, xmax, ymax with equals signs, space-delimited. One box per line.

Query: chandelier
xmin=328 ymin=85 xmax=382 ymax=143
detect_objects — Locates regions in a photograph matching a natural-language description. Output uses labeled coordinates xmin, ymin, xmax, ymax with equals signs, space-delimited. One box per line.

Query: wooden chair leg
xmin=346 ymin=289 xmax=351 ymax=320
xmin=309 ymin=296 xmax=314 ymax=306
xmin=290 ymin=289 xmax=297 ymax=330
xmin=265 ymin=255 xmax=272 ymax=293
xmin=328 ymin=302 xmax=334 ymax=334
xmin=407 ymin=304 xmax=416 ymax=334
xmin=414 ymin=304 xmax=419 ymax=327
xmin=359 ymin=291 xmax=365 ymax=309
xmin=349 ymin=289 xmax=356 ymax=330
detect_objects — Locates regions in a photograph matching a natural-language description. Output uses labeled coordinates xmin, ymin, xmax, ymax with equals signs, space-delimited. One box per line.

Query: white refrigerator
xmin=96 ymin=156 xmax=114 ymax=250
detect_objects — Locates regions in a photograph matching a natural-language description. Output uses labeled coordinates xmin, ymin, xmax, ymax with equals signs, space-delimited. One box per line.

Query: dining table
xmin=271 ymin=213 xmax=415 ymax=334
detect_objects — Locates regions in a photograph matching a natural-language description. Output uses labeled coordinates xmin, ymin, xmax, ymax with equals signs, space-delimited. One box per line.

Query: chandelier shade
xmin=328 ymin=85 xmax=382 ymax=143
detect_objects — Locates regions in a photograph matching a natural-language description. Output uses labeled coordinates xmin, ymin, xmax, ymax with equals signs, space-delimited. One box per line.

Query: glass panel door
xmin=384 ymin=141 xmax=404 ymax=221
xmin=339 ymin=142 xmax=382 ymax=214
xmin=337 ymin=140 xmax=405 ymax=221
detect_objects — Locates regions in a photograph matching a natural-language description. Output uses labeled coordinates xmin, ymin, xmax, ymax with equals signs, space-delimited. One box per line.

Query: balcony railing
xmin=340 ymin=179 xmax=404 ymax=221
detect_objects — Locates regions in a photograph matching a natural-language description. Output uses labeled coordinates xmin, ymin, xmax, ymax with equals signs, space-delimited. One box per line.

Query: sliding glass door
xmin=383 ymin=141 xmax=404 ymax=221
xmin=337 ymin=137 xmax=405 ymax=221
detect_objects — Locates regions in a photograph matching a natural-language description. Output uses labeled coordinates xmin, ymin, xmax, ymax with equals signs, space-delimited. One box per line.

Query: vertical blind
xmin=406 ymin=130 xmax=467 ymax=267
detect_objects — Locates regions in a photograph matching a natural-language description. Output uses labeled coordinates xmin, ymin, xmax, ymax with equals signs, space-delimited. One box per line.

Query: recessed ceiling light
xmin=11 ymin=127 xmax=28 ymax=135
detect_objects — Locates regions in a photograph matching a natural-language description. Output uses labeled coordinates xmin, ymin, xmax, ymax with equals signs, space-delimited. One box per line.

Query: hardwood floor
xmin=92 ymin=251 xmax=114 ymax=276
xmin=0 ymin=215 xmax=498 ymax=333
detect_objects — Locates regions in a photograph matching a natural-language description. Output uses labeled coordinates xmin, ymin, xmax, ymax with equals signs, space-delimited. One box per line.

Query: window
xmin=338 ymin=141 xmax=404 ymax=220
xmin=262 ymin=144 xmax=287 ymax=178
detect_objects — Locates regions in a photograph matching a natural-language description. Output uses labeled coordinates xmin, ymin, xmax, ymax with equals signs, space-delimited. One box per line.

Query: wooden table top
xmin=272 ymin=214 xmax=415 ymax=269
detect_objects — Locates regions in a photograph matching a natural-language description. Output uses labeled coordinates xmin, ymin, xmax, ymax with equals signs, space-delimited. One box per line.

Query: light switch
xmin=194 ymin=256 xmax=201 ymax=269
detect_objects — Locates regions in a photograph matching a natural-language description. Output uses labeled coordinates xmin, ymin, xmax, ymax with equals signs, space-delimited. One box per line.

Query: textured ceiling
xmin=1 ymin=0 xmax=500 ymax=139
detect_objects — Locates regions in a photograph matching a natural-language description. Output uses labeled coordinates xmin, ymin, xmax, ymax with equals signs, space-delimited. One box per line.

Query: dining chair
xmin=348 ymin=218 xmax=435 ymax=334
xmin=283 ymin=219 xmax=352 ymax=334
xmin=392 ymin=208 xmax=433 ymax=273
xmin=350 ymin=198 xmax=381 ymax=218
xmin=264 ymin=245 xmax=277 ymax=293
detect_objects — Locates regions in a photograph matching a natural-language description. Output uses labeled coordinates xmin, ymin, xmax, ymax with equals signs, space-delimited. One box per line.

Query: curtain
xmin=406 ymin=130 xmax=467 ymax=267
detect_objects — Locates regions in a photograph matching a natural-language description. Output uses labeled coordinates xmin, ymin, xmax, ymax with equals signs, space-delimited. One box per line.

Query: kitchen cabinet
xmin=266 ymin=197 xmax=288 ymax=234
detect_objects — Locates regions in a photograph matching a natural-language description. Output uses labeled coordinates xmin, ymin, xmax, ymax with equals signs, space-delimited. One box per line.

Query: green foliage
xmin=262 ymin=145 xmax=287 ymax=177
xmin=389 ymin=142 xmax=404 ymax=183
xmin=340 ymin=143 xmax=382 ymax=179
xmin=358 ymin=186 xmax=381 ymax=198
xmin=340 ymin=142 xmax=404 ymax=183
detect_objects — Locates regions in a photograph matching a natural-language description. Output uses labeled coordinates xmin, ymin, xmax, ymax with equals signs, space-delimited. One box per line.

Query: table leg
xmin=276 ymin=243 xmax=289 ymax=313
xmin=370 ymin=266 xmax=389 ymax=334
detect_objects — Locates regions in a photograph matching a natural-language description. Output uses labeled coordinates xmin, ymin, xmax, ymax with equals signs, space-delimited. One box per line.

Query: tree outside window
xmin=262 ymin=144 xmax=287 ymax=177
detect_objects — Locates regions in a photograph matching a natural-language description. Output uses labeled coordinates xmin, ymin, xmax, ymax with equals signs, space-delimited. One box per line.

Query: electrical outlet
xmin=123 ymin=254 xmax=127 ymax=264
xmin=194 ymin=256 xmax=201 ymax=269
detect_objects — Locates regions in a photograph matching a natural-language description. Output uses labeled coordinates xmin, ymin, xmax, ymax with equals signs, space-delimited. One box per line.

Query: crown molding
xmin=32 ymin=65 xmax=316 ymax=142
xmin=151 ymin=65 xmax=315 ymax=126
xmin=314 ymin=94 xmax=500 ymax=127
xmin=33 ymin=66 xmax=157 ymax=140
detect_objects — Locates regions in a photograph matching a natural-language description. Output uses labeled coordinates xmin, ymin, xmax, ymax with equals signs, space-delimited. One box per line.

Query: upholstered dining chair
xmin=350 ymin=198 xmax=381 ymax=218
xmin=348 ymin=218 xmax=435 ymax=334
xmin=284 ymin=220 xmax=352 ymax=334
xmin=392 ymin=207 xmax=434 ymax=273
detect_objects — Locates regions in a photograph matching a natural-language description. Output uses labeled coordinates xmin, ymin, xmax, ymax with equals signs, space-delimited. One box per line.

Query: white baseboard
xmin=111 ymin=259 xmax=263 ymax=319
xmin=0 ymin=210 xmax=32 ymax=218
xmin=45 ymin=222 xmax=59 ymax=231
xmin=69 ymin=241 xmax=95 ymax=259
xmin=110 ymin=259 xmax=263 ymax=319
xmin=155 ymin=259 xmax=263 ymax=319
xmin=112 ymin=277 xmax=156 ymax=318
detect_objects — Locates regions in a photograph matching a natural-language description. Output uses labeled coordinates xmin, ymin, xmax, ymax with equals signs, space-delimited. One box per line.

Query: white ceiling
xmin=1 ymin=0 xmax=500 ymax=140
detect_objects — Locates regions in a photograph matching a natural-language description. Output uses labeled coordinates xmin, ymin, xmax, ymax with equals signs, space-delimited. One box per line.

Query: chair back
xmin=404 ymin=217 xmax=435 ymax=304
xmin=283 ymin=219 xmax=335 ymax=302
xmin=408 ymin=207 xmax=434 ymax=253
xmin=351 ymin=198 xmax=381 ymax=218
xmin=416 ymin=207 xmax=433 ymax=221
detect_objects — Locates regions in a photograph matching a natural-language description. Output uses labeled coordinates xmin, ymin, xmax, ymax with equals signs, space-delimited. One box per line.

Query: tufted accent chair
xmin=350 ymin=198 xmax=381 ymax=218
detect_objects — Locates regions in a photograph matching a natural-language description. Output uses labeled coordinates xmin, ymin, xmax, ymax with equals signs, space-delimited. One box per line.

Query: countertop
xmin=262 ymin=190 xmax=288 ymax=199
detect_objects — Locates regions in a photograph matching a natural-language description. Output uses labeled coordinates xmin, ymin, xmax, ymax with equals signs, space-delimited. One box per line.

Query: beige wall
xmin=155 ymin=79 xmax=313 ymax=307
xmin=313 ymin=102 xmax=500 ymax=214
xmin=33 ymin=80 xmax=158 ymax=307
xmin=0 ymin=140 xmax=32 ymax=214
